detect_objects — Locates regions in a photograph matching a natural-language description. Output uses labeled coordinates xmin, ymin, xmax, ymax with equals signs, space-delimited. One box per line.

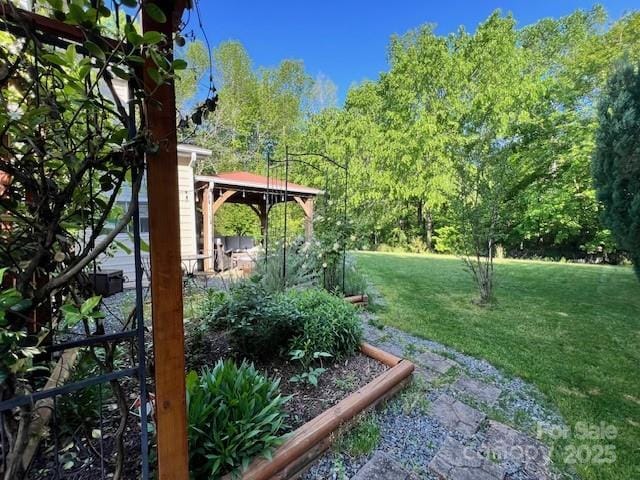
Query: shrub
xmin=336 ymin=255 xmax=368 ymax=297
xmin=213 ymin=281 xmax=300 ymax=359
xmin=208 ymin=283 xmax=362 ymax=363
xmin=593 ymin=61 xmax=640 ymax=279
xmin=288 ymin=288 xmax=362 ymax=362
xmin=254 ymin=238 xmax=319 ymax=293
xmin=197 ymin=289 xmax=228 ymax=328
xmin=187 ymin=360 xmax=289 ymax=479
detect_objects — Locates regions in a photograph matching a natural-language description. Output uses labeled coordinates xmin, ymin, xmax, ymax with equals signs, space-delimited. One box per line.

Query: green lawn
xmin=355 ymin=251 xmax=640 ymax=480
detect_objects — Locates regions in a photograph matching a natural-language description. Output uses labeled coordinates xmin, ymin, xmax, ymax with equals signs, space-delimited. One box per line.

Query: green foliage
xmin=60 ymin=295 xmax=104 ymax=329
xmin=593 ymin=61 xmax=640 ymax=279
xmin=208 ymin=284 xmax=362 ymax=364
xmin=0 ymin=272 xmax=39 ymax=385
xmin=186 ymin=360 xmax=288 ymax=479
xmin=254 ymin=238 xmax=319 ymax=293
xmin=197 ymin=289 xmax=228 ymax=327
xmin=334 ymin=412 xmax=381 ymax=457
xmin=288 ymin=288 xmax=362 ymax=361
xmin=340 ymin=255 xmax=369 ymax=296
xmin=433 ymin=226 xmax=464 ymax=254
xmin=214 ymin=281 xmax=300 ymax=359
xmin=214 ymin=203 xmax=261 ymax=237
xmin=57 ymin=351 xmax=109 ymax=437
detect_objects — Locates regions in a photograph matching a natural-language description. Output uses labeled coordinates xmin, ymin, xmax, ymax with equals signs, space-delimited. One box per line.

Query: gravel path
xmin=304 ymin=313 xmax=575 ymax=480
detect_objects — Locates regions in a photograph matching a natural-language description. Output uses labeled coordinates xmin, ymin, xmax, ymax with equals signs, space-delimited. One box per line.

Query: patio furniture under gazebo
xmin=195 ymin=171 xmax=323 ymax=271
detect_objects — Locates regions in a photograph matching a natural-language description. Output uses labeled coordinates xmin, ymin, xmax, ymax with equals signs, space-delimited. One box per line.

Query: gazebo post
xmin=201 ymin=182 xmax=213 ymax=271
xmin=294 ymin=196 xmax=315 ymax=241
xmin=142 ymin=2 xmax=189 ymax=479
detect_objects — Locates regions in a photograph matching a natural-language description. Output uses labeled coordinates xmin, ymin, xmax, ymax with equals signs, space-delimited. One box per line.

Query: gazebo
xmin=195 ymin=171 xmax=323 ymax=270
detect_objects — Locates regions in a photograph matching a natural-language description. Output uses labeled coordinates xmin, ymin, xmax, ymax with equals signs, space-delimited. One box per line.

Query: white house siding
xmin=97 ymin=146 xmax=210 ymax=287
xmin=178 ymin=154 xmax=197 ymax=258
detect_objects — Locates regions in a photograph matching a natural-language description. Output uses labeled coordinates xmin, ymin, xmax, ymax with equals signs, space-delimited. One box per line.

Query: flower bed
xmin=185 ymin=283 xmax=414 ymax=479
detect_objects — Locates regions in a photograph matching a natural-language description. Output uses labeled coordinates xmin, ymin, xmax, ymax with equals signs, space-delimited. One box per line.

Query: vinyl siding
xmin=97 ymin=151 xmax=202 ymax=287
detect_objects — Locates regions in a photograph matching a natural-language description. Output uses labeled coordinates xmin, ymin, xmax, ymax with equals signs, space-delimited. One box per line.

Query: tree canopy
xmin=593 ymin=61 xmax=640 ymax=278
xmin=187 ymin=6 xmax=640 ymax=266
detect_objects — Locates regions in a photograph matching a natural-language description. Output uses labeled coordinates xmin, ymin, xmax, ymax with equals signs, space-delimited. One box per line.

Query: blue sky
xmin=188 ymin=1 xmax=637 ymax=104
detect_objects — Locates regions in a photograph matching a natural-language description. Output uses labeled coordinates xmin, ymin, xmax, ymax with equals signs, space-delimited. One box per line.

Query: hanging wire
xmin=193 ymin=0 xmax=216 ymax=98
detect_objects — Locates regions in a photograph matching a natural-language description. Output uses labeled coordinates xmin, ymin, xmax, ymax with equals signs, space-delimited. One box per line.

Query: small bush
xmin=197 ymin=289 xmax=227 ymax=327
xmin=289 ymin=288 xmax=362 ymax=362
xmin=208 ymin=283 xmax=362 ymax=363
xmin=187 ymin=360 xmax=289 ymax=479
xmin=254 ymin=238 xmax=319 ymax=293
xmin=214 ymin=281 xmax=300 ymax=359
xmin=338 ymin=255 xmax=369 ymax=297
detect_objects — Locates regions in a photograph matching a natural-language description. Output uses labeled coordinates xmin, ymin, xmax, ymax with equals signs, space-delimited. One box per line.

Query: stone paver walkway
xmin=417 ymin=351 xmax=458 ymax=375
xmin=453 ymin=375 xmax=502 ymax=405
xmin=351 ymin=452 xmax=417 ymax=480
xmin=430 ymin=394 xmax=486 ymax=436
xmin=429 ymin=437 xmax=506 ymax=480
xmin=304 ymin=319 xmax=567 ymax=480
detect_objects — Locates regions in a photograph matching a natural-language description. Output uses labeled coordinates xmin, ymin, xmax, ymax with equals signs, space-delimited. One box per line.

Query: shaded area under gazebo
xmin=195 ymin=171 xmax=323 ymax=271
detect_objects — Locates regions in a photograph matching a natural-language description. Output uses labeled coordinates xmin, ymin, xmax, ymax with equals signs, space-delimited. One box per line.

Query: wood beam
xmin=201 ymin=183 xmax=213 ymax=271
xmin=142 ymin=2 xmax=188 ymax=479
xmin=212 ymin=189 xmax=237 ymax=214
xmin=294 ymin=196 xmax=314 ymax=240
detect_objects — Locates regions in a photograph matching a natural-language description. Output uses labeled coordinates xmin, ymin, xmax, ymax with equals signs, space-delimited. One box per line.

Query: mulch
xmin=184 ymin=324 xmax=388 ymax=429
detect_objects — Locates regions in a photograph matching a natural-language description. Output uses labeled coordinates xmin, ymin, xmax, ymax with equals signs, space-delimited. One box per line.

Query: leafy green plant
xmin=334 ymin=412 xmax=381 ymax=457
xmin=289 ymin=288 xmax=362 ymax=360
xmin=60 ymin=295 xmax=104 ymax=329
xmin=213 ymin=281 xmax=300 ymax=359
xmin=338 ymin=255 xmax=369 ymax=297
xmin=289 ymin=347 xmax=331 ymax=386
xmin=57 ymin=351 xmax=110 ymax=438
xmin=197 ymin=289 xmax=228 ymax=327
xmin=186 ymin=360 xmax=289 ymax=478
xmin=254 ymin=237 xmax=319 ymax=293
xmin=290 ymin=366 xmax=327 ymax=387
xmin=0 ymin=268 xmax=42 ymax=386
xmin=211 ymin=284 xmax=361 ymax=366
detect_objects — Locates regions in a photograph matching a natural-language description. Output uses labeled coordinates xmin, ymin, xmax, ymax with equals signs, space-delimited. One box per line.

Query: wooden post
xmin=142 ymin=2 xmax=189 ymax=479
xmin=201 ymin=182 xmax=213 ymax=271
xmin=294 ymin=196 xmax=314 ymax=241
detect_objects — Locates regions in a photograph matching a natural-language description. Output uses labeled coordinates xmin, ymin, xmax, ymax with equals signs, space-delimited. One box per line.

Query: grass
xmin=355 ymin=251 xmax=640 ymax=480
xmin=334 ymin=412 xmax=381 ymax=457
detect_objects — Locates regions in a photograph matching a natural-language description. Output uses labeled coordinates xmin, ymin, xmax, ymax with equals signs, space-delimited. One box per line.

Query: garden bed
xmin=185 ymin=324 xmax=414 ymax=480
xmin=186 ymin=327 xmax=386 ymax=429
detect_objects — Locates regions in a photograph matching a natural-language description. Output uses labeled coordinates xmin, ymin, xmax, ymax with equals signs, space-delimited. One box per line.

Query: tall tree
xmin=593 ymin=61 xmax=640 ymax=278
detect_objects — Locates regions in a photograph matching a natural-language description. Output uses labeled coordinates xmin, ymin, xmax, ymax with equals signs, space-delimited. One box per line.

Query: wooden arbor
xmin=195 ymin=172 xmax=323 ymax=270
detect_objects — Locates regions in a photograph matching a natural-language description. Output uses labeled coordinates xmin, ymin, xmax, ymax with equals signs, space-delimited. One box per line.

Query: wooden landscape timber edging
xmin=344 ymin=294 xmax=368 ymax=307
xmin=225 ymin=342 xmax=414 ymax=480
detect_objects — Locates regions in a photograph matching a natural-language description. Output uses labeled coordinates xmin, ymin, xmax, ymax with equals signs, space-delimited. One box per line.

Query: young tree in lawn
xmin=447 ymin=13 xmax=542 ymax=304
xmin=593 ymin=61 xmax=640 ymax=279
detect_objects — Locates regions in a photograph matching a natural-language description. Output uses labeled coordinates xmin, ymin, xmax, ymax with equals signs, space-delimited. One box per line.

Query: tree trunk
xmin=425 ymin=210 xmax=433 ymax=251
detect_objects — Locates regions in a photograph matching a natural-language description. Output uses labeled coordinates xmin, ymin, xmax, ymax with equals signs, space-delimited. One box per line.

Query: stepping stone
xmin=453 ymin=376 xmax=502 ymax=405
xmin=430 ymin=437 xmax=505 ymax=480
xmin=416 ymin=351 xmax=458 ymax=374
xmin=480 ymin=421 xmax=552 ymax=479
xmin=430 ymin=394 xmax=486 ymax=436
xmin=415 ymin=366 xmax=442 ymax=383
xmin=351 ymin=451 xmax=416 ymax=480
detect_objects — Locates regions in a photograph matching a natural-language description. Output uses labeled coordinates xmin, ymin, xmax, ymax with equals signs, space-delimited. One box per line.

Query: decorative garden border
xmin=224 ymin=342 xmax=414 ymax=480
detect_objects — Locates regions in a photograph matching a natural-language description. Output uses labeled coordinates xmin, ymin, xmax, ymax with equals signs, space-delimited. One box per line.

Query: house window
xmin=117 ymin=201 xmax=149 ymax=234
